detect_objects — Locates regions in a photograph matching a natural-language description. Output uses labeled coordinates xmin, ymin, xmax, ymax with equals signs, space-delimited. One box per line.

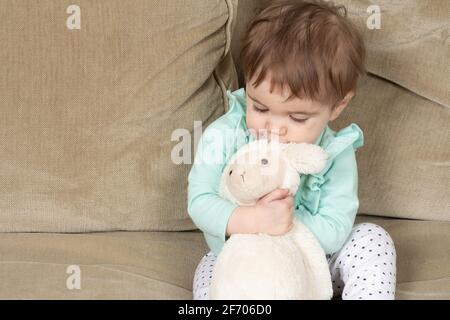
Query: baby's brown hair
xmin=240 ymin=0 xmax=367 ymax=109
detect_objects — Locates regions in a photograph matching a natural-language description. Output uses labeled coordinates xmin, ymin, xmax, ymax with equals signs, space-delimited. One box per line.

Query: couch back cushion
xmin=333 ymin=74 xmax=449 ymax=222
xmin=336 ymin=0 xmax=450 ymax=108
xmin=231 ymin=0 xmax=449 ymax=221
xmin=332 ymin=0 xmax=450 ymax=221
xmin=0 ymin=0 xmax=239 ymax=232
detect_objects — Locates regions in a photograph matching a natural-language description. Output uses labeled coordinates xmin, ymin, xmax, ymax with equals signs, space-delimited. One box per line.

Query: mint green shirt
xmin=187 ymin=88 xmax=364 ymax=256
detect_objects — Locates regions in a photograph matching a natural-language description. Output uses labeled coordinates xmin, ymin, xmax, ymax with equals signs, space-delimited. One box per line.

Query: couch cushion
xmin=355 ymin=215 xmax=450 ymax=300
xmin=231 ymin=0 xmax=271 ymax=86
xmin=332 ymin=74 xmax=449 ymax=222
xmin=0 ymin=217 xmax=448 ymax=299
xmin=335 ymin=0 xmax=450 ymax=108
xmin=0 ymin=0 xmax=238 ymax=232
xmin=0 ymin=230 xmax=209 ymax=299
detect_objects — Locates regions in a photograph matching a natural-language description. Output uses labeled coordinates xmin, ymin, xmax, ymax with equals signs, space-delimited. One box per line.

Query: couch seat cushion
xmin=0 ymin=230 xmax=208 ymax=299
xmin=0 ymin=216 xmax=448 ymax=299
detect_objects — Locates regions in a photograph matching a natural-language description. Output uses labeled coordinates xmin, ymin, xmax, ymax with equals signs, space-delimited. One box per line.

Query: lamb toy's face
xmin=219 ymin=139 xmax=329 ymax=206
xmin=225 ymin=147 xmax=289 ymax=205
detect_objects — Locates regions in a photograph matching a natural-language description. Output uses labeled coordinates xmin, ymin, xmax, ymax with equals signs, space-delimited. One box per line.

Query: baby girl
xmin=188 ymin=0 xmax=396 ymax=300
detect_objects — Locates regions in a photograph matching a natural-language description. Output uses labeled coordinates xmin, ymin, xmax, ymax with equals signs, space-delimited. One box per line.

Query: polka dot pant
xmin=192 ymin=223 xmax=397 ymax=300
xmin=193 ymin=251 xmax=217 ymax=300
xmin=327 ymin=223 xmax=397 ymax=300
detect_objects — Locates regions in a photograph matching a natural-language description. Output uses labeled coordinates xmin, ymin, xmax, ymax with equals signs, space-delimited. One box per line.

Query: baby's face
xmin=245 ymin=75 xmax=349 ymax=144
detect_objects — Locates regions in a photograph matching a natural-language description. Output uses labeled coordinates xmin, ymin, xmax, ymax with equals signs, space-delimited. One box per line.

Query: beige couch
xmin=0 ymin=0 xmax=448 ymax=299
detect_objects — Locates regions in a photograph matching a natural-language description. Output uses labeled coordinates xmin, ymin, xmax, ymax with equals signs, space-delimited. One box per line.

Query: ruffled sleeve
xmin=226 ymin=88 xmax=246 ymax=116
xmin=324 ymin=123 xmax=364 ymax=158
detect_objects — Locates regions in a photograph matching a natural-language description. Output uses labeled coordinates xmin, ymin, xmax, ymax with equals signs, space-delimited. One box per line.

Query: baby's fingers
xmin=283 ymin=195 xmax=295 ymax=208
xmin=261 ymin=188 xmax=289 ymax=203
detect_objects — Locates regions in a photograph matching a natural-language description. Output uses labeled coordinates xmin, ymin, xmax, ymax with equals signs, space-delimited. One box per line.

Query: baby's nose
xmin=276 ymin=127 xmax=287 ymax=135
xmin=265 ymin=124 xmax=287 ymax=137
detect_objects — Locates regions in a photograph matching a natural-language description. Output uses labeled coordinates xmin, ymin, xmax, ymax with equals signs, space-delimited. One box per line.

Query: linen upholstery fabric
xmin=0 ymin=0 xmax=239 ymax=232
xmin=329 ymin=0 xmax=450 ymax=221
xmin=231 ymin=0 xmax=271 ymax=86
xmin=335 ymin=0 xmax=450 ymax=108
xmin=0 ymin=230 xmax=208 ymax=299
xmin=332 ymin=74 xmax=450 ymax=222
xmin=0 ymin=215 xmax=448 ymax=299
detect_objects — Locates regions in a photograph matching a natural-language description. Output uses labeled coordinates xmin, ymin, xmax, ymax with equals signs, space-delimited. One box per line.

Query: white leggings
xmin=193 ymin=223 xmax=397 ymax=300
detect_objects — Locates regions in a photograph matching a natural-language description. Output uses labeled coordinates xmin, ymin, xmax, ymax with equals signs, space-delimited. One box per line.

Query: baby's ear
xmin=281 ymin=143 xmax=329 ymax=174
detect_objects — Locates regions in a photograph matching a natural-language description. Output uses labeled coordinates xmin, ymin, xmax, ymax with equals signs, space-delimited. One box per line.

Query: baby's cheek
xmin=245 ymin=113 xmax=256 ymax=128
xmin=287 ymin=127 xmax=309 ymax=144
xmin=247 ymin=117 xmax=263 ymax=135
xmin=290 ymin=121 xmax=324 ymax=144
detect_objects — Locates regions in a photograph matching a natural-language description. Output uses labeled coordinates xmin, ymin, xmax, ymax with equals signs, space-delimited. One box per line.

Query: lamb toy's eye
xmin=229 ymin=170 xmax=233 ymax=175
xmin=261 ymin=158 xmax=268 ymax=165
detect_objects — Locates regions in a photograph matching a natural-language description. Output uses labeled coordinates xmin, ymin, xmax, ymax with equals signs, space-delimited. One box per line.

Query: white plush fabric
xmin=211 ymin=139 xmax=333 ymax=299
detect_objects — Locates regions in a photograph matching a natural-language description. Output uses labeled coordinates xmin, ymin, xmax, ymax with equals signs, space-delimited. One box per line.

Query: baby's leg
xmin=327 ymin=223 xmax=397 ymax=300
xmin=192 ymin=251 xmax=217 ymax=300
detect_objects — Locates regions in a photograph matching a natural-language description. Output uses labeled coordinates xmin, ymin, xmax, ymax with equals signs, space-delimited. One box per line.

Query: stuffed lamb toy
xmin=210 ymin=138 xmax=333 ymax=300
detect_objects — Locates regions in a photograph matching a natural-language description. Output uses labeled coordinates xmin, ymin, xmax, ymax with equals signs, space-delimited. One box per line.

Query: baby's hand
xmin=254 ymin=188 xmax=295 ymax=236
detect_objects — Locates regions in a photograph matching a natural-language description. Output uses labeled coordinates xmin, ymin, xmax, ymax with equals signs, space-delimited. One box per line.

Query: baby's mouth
xmin=257 ymin=131 xmax=288 ymax=143
xmin=267 ymin=136 xmax=289 ymax=143
xmin=256 ymin=136 xmax=289 ymax=144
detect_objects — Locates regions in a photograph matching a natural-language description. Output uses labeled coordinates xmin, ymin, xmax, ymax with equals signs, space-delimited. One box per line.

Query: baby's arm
xmin=225 ymin=206 xmax=259 ymax=238
xmin=294 ymin=146 xmax=359 ymax=255
xmin=187 ymin=123 xmax=258 ymax=244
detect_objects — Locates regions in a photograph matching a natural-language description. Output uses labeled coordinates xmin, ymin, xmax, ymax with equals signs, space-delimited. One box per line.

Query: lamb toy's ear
xmin=281 ymin=143 xmax=329 ymax=174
